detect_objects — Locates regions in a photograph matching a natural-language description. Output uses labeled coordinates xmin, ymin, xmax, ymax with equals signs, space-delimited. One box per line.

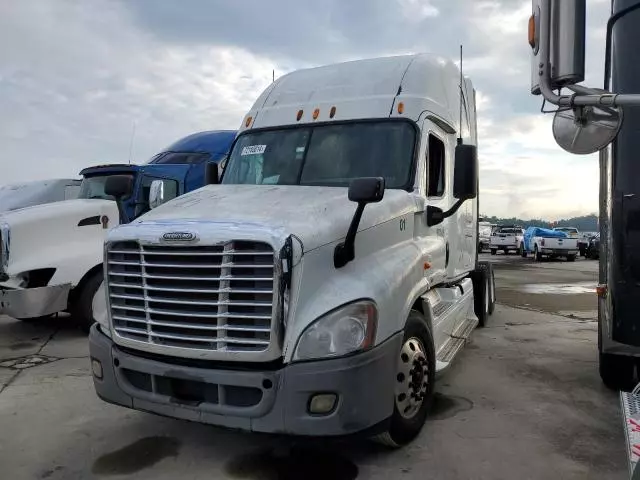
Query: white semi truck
xmin=89 ymin=53 xmax=496 ymax=447
xmin=0 ymin=178 xmax=81 ymax=213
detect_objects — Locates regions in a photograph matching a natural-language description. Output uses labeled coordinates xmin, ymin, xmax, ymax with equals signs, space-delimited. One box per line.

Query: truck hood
xmin=1 ymin=199 xmax=119 ymax=277
xmin=133 ymin=184 xmax=417 ymax=251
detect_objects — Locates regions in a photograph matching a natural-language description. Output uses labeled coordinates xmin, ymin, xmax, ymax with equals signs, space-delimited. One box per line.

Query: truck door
xmin=415 ymin=121 xmax=459 ymax=345
xmin=133 ymin=166 xmax=186 ymax=219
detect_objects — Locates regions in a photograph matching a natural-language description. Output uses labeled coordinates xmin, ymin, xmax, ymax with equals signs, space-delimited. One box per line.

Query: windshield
xmin=148 ymin=152 xmax=211 ymax=165
xmin=497 ymin=228 xmax=521 ymax=234
xmin=78 ymin=175 xmax=132 ymax=200
xmin=222 ymin=121 xmax=416 ymax=188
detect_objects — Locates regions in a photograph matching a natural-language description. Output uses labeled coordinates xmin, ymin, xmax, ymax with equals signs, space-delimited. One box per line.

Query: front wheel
xmin=566 ymin=254 xmax=576 ymax=262
xmin=490 ymin=249 xmax=497 ymax=256
xmin=374 ymin=311 xmax=435 ymax=448
xmin=70 ymin=270 xmax=104 ymax=333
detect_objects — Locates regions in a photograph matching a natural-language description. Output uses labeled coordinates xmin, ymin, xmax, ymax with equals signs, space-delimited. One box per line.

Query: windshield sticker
xmin=241 ymin=145 xmax=267 ymax=156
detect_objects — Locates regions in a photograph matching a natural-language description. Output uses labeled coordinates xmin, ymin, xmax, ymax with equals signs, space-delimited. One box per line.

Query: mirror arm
xmin=442 ymin=198 xmax=465 ymax=220
xmin=114 ymin=198 xmax=131 ymax=224
xmin=334 ymin=202 xmax=366 ymax=269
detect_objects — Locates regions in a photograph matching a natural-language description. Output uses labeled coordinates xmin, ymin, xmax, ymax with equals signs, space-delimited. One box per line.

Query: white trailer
xmin=89 ymin=53 xmax=496 ymax=447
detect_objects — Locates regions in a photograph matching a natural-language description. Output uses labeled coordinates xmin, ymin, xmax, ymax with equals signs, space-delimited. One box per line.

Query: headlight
xmin=0 ymin=222 xmax=9 ymax=274
xmin=293 ymin=300 xmax=377 ymax=361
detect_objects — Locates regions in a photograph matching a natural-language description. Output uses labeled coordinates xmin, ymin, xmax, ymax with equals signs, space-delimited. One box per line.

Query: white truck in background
xmin=0 ymin=178 xmax=81 ymax=213
xmin=89 ymin=53 xmax=496 ymax=447
xmin=552 ymin=226 xmax=588 ymax=256
xmin=490 ymin=225 xmax=522 ymax=255
xmin=520 ymin=226 xmax=578 ymax=262
xmin=478 ymin=220 xmax=492 ymax=253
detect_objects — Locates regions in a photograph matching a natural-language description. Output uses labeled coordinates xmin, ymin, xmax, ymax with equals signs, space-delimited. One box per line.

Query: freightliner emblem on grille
xmin=162 ymin=232 xmax=196 ymax=241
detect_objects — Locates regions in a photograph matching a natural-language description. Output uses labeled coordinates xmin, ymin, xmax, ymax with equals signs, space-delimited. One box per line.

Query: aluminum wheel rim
xmin=395 ymin=336 xmax=429 ymax=419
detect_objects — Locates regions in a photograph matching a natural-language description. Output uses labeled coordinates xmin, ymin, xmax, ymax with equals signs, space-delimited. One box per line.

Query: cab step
xmin=435 ymin=316 xmax=478 ymax=373
xmin=620 ymin=390 xmax=640 ymax=478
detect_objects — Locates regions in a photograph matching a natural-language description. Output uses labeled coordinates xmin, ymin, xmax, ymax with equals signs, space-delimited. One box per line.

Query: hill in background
xmin=480 ymin=214 xmax=598 ymax=232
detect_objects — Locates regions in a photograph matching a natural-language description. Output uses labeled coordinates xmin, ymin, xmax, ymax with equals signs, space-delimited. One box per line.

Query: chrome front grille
xmin=106 ymin=240 xmax=275 ymax=352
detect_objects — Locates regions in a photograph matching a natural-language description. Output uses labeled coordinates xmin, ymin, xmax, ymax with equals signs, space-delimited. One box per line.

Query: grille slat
xmin=107 ymin=240 xmax=275 ymax=353
xmin=112 ymin=315 xmax=269 ymax=333
xmin=109 ymin=282 xmax=273 ymax=295
xmin=111 ymin=292 xmax=271 ymax=309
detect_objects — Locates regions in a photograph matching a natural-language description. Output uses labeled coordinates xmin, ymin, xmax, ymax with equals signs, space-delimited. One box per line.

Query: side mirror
xmin=104 ymin=175 xmax=133 ymax=224
xmin=335 ymin=177 xmax=386 ymax=268
xmin=426 ymin=206 xmax=445 ymax=227
xmin=205 ymin=161 xmax=219 ymax=185
xmin=453 ymin=144 xmax=478 ymax=200
xmin=149 ymin=180 xmax=165 ymax=209
xmin=104 ymin=175 xmax=133 ymax=199
xmin=348 ymin=177 xmax=385 ymax=203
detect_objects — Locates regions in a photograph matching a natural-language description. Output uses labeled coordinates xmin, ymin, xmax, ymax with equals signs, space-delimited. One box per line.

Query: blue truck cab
xmin=78 ymin=130 xmax=236 ymax=222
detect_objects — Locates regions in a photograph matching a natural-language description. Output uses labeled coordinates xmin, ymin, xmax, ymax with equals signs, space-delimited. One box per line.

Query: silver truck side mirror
xmin=149 ymin=180 xmax=165 ymax=209
xmin=530 ymin=0 xmax=586 ymax=95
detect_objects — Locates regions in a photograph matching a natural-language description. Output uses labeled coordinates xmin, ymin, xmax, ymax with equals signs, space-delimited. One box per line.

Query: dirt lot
xmin=0 ymin=254 xmax=627 ymax=480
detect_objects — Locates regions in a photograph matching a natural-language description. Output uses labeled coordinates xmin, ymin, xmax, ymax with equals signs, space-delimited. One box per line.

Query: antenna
xmin=458 ymin=45 xmax=463 ymax=146
xmin=272 ymin=69 xmax=275 ymax=82
xmin=128 ymin=121 xmax=136 ymax=165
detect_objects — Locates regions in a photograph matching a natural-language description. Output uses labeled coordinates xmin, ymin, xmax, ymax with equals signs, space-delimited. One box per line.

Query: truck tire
xmin=490 ymin=249 xmax=497 ymax=256
xmin=579 ymin=245 xmax=586 ymax=257
xmin=534 ymin=246 xmax=542 ymax=262
xmin=566 ymin=254 xmax=576 ymax=262
xmin=600 ymin=352 xmax=637 ymax=391
xmin=70 ymin=270 xmax=103 ymax=333
xmin=520 ymin=244 xmax=527 ymax=258
xmin=487 ymin=263 xmax=496 ymax=315
xmin=374 ymin=311 xmax=435 ymax=448
xmin=471 ymin=263 xmax=489 ymax=327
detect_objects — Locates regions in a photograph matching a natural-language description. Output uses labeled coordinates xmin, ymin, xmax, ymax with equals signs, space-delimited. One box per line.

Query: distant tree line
xmin=479 ymin=214 xmax=598 ymax=232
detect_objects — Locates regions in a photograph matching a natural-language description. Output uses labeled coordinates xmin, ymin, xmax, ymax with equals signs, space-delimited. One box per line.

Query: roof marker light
xmin=245 ymin=116 xmax=253 ymax=128
xmin=330 ymin=106 xmax=336 ymax=118
xmin=397 ymin=102 xmax=405 ymax=114
xmin=296 ymin=110 xmax=303 ymax=121
xmin=313 ymin=108 xmax=320 ymax=120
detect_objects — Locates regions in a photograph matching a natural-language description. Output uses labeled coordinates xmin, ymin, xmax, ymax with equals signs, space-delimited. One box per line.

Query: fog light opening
xmin=91 ymin=358 xmax=103 ymax=379
xmin=308 ymin=393 xmax=337 ymax=415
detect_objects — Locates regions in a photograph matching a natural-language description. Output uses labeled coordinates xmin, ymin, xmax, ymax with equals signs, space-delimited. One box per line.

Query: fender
xmin=282 ymin=216 xmax=447 ymax=362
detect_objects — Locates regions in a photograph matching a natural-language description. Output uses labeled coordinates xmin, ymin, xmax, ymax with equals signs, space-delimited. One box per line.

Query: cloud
xmin=0 ymin=0 xmax=611 ymax=219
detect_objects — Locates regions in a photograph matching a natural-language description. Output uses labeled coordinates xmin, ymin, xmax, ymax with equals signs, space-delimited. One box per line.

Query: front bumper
xmin=0 ymin=283 xmax=70 ymax=318
xmin=90 ymin=325 xmax=402 ymax=436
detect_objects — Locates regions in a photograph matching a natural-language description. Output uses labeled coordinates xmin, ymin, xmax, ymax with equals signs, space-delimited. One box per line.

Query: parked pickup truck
xmin=0 ymin=130 xmax=235 ymax=330
xmin=552 ymin=226 xmax=588 ymax=256
xmin=520 ymin=226 xmax=578 ymax=262
xmin=490 ymin=225 xmax=522 ymax=255
xmin=478 ymin=221 xmax=492 ymax=252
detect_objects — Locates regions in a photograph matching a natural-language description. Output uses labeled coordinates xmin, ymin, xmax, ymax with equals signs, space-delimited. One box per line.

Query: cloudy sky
xmin=0 ymin=0 xmax=611 ymax=219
